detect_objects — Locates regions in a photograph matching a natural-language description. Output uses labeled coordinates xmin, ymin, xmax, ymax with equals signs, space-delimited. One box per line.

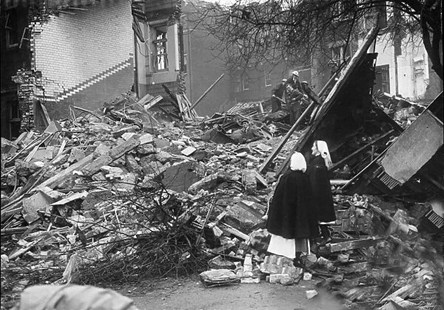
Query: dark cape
xmin=306 ymin=155 xmax=336 ymax=222
xmin=266 ymin=170 xmax=319 ymax=239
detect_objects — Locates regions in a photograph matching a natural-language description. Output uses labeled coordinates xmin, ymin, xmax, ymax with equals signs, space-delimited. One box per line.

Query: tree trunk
xmin=420 ymin=0 xmax=443 ymax=80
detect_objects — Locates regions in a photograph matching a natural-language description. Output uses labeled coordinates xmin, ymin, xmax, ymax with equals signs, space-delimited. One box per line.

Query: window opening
xmin=5 ymin=9 xmax=19 ymax=48
xmin=265 ymin=73 xmax=272 ymax=87
xmin=153 ymin=29 xmax=168 ymax=71
xmin=242 ymin=75 xmax=250 ymax=90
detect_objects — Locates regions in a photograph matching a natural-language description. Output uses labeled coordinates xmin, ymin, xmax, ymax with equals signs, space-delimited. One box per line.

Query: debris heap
xmin=1 ymin=96 xmax=442 ymax=310
xmin=1 ymin=26 xmax=443 ymax=309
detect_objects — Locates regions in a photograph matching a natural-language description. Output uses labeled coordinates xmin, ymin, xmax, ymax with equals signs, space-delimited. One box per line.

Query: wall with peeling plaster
xmin=373 ymin=33 xmax=442 ymax=102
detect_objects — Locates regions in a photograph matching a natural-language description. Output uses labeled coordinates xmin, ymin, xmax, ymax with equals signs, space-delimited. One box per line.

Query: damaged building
xmin=1 ymin=1 xmax=443 ymax=310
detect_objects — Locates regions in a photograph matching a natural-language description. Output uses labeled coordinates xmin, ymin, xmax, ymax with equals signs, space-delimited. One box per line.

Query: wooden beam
xmin=190 ymin=73 xmax=224 ymax=110
xmin=328 ymin=237 xmax=383 ymax=253
xmin=1 ymin=227 xmax=28 ymax=237
xmin=32 ymin=154 xmax=95 ymax=192
xmin=258 ymin=101 xmax=318 ymax=174
xmin=341 ymin=148 xmax=389 ymax=191
xmin=71 ymin=106 xmax=101 ymax=120
xmin=220 ymin=222 xmax=249 ymax=241
xmin=161 ymin=84 xmax=180 ymax=110
xmin=142 ymin=95 xmax=163 ymax=111
xmin=328 ymin=129 xmax=395 ymax=172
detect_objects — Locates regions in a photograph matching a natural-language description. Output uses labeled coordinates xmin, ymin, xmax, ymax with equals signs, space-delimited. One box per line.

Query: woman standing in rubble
xmin=306 ymin=140 xmax=336 ymax=245
xmin=266 ymin=152 xmax=319 ymax=267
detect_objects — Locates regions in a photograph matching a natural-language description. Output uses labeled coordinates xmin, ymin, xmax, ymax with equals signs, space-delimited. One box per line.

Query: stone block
xmin=22 ymin=191 xmax=54 ymax=224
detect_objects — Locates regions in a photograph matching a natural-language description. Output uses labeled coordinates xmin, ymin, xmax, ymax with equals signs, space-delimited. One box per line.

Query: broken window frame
xmin=330 ymin=0 xmax=356 ymax=23
xmin=361 ymin=4 xmax=387 ymax=31
xmin=7 ymin=97 xmax=21 ymax=140
xmin=242 ymin=75 xmax=250 ymax=91
xmin=153 ymin=28 xmax=168 ymax=72
xmin=330 ymin=43 xmax=351 ymax=68
xmin=375 ymin=64 xmax=390 ymax=94
xmin=233 ymin=76 xmax=241 ymax=93
xmin=264 ymin=72 xmax=272 ymax=87
xmin=183 ymin=53 xmax=188 ymax=73
xmin=5 ymin=8 xmax=19 ymax=49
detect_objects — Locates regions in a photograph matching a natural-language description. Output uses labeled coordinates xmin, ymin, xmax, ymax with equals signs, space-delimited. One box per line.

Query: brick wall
xmin=31 ymin=0 xmax=133 ymax=118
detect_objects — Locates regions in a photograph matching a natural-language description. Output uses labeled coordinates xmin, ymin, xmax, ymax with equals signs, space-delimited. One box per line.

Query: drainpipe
xmin=394 ymin=49 xmax=399 ymax=95
xmin=186 ymin=26 xmax=192 ymax=102
xmin=133 ymin=33 xmax=139 ymax=97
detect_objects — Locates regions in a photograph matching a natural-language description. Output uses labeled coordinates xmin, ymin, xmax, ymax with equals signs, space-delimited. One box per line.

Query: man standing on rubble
xmin=271 ymin=79 xmax=287 ymax=112
xmin=285 ymin=71 xmax=307 ymax=126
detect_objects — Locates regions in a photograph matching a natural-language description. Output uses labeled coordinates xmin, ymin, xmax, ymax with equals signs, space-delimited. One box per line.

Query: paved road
xmin=121 ymin=276 xmax=347 ymax=310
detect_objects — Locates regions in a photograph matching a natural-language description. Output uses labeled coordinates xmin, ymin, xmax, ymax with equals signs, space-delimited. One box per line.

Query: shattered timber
xmin=1 ymin=27 xmax=443 ymax=310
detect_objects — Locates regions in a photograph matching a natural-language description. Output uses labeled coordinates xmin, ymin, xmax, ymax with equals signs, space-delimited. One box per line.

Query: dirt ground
xmin=117 ymin=275 xmax=347 ymax=310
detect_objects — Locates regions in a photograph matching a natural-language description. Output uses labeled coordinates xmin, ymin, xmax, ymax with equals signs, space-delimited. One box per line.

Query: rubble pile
xmin=1 ymin=94 xmax=443 ymax=310
xmin=2 ymin=30 xmax=443 ymax=307
xmin=374 ymin=92 xmax=426 ymax=129
xmin=0 ymin=96 xmax=298 ymax=307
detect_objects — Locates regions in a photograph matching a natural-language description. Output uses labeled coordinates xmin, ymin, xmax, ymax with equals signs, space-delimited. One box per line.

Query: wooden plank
xmin=161 ymin=84 xmax=180 ymax=110
xmin=253 ymin=170 xmax=267 ymax=187
xmin=9 ymin=236 xmax=45 ymax=260
xmin=341 ymin=148 xmax=389 ymax=191
xmin=22 ymin=133 xmax=55 ymax=162
xmin=328 ymin=129 xmax=395 ymax=171
xmin=336 ymin=262 xmax=369 ymax=274
xmin=1 ymin=206 xmax=22 ymax=223
xmin=71 ymin=106 xmax=101 ymax=119
xmin=182 ymin=95 xmax=198 ymax=117
xmin=32 ymin=154 xmax=94 ymax=192
xmin=176 ymin=94 xmax=189 ymax=120
xmin=130 ymin=102 xmax=160 ymax=127
xmin=1 ymin=227 xmax=28 ymax=237
xmin=158 ymin=106 xmax=181 ymax=120
xmin=190 ymin=73 xmax=224 ymax=110
xmin=237 ymin=200 xmax=264 ymax=219
xmin=24 ymin=145 xmax=40 ymax=162
xmin=56 ymin=139 xmax=67 ymax=158
xmin=82 ymin=137 xmax=141 ymax=176
xmin=32 ymin=137 xmax=140 ymax=193
xmin=328 ymin=237 xmax=383 ymax=253
xmin=5 ymin=134 xmax=49 ymax=166
xmin=381 ymin=280 xmax=421 ymax=303
xmin=136 ymin=93 xmax=155 ymax=106
xmin=258 ymin=101 xmax=318 ymax=174
xmin=14 ymin=132 xmax=28 ymax=145
xmin=220 ymin=223 xmax=249 ymax=241
xmin=143 ymin=95 xmax=163 ymax=111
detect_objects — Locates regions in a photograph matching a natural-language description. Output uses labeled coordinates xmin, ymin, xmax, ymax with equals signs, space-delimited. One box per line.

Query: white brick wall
xmin=32 ymin=0 xmax=133 ymax=99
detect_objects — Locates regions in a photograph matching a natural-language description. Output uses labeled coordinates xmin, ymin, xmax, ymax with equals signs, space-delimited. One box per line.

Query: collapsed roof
xmin=264 ymin=26 xmax=443 ymax=199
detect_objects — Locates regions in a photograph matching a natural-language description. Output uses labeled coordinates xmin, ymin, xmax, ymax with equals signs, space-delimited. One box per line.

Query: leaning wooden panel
xmin=381 ymin=110 xmax=443 ymax=184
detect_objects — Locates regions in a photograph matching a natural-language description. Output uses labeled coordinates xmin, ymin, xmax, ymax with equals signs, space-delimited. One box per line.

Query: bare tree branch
xmin=191 ymin=0 xmax=442 ymax=80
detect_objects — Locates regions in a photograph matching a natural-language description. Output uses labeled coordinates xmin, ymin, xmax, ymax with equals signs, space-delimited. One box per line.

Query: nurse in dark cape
xmin=306 ymin=140 xmax=336 ymax=244
xmin=267 ymin=152 xmax=319 ymax=266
